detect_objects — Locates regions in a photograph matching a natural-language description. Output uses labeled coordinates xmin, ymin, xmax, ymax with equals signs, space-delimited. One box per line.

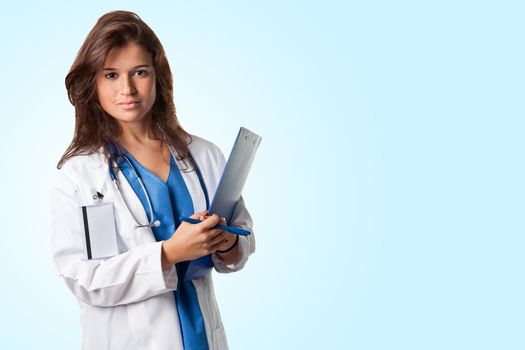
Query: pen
xmin=179 ymin=216 xmax=252 ymax=236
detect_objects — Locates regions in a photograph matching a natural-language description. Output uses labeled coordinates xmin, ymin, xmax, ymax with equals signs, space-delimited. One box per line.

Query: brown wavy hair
xmin=58 ymin=10 xmax=192 ymax=169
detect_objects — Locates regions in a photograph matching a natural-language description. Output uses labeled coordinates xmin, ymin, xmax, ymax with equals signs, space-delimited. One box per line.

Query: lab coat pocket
xmin=126 ymin=301 xmax=150 ymax=348
xmin=79 ymin=202 xmax=119 ymax=260
xmin=126 ymin=293 xmax=183 ymax=349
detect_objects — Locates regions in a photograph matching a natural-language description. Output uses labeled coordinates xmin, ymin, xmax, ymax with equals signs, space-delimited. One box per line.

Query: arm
xmin=51 ymin=169 xmax=178 ymax=307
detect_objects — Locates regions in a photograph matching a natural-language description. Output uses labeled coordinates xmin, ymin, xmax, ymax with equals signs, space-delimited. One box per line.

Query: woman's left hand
xmin=199 ymin=215 xmax=238 ymax=252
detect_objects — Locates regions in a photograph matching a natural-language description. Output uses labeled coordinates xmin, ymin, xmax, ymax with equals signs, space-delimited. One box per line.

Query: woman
xmin=51 ymin=10 xmax=255 ymax=350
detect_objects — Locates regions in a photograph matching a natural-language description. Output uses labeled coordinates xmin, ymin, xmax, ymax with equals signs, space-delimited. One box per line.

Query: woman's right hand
xmin=161 ymin=211 xmax=228 ymax=269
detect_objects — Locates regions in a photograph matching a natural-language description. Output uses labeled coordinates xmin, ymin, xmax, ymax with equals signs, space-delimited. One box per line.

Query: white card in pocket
xmin=80 ymin=202 xmax=119 ymax=260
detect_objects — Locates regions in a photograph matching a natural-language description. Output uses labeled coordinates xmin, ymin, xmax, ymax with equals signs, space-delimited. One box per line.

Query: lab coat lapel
xmin=174 ymin=156 xmax=207 ymax=214
xmin=116 ymin=167 xmax=150 ymax=223
xmin=105 ymin=159 xmax=156 ymax=246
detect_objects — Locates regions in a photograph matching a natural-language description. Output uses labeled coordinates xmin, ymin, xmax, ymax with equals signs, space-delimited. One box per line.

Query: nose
xmin=120 ymin=75 xmax=137 ymax=95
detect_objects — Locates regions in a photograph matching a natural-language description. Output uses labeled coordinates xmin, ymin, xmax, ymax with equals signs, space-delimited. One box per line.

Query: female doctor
xmin=51 ymin=10 xmax=255 ymax=350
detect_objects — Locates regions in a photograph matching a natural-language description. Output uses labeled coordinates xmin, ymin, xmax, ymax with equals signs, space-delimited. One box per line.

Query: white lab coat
xmin=50 ymin=135 xmax=255 ymax=350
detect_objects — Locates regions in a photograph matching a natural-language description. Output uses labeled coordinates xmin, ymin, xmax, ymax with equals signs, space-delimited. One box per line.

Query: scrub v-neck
xmin=117 ymin=149 xmax=210 ymax=350
xmin=124 ymin=149 xmax=173 ymax=185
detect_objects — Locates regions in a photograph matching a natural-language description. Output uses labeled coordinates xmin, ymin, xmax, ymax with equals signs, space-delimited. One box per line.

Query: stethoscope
xmin=107 ymin=144 xmax=210 ymax=229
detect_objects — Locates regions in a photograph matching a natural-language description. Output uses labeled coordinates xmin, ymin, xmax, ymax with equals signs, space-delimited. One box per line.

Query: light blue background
xmin=0 ymin=1 xmax=523 ymax=349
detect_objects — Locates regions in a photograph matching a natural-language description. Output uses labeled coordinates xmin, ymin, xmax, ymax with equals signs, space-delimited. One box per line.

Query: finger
xmin=219 ymin=217 xmax=227 ymax=225
xmin=210 ymin=236 xmax=233 ymax=252
xmin=210 ymin=240 xmax=226 ymax=252
xmin=190 ymin=210 xmax=208 ymax=220
xmin=206 ymin=227 xmax=226 ymax=239
xmin=209 ymin=231 xmax=229 ymax=246
xmin=199 ymin=214 xmax=221 ymax=229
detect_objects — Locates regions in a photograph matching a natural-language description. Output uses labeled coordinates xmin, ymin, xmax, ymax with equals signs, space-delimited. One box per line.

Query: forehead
xmin=102 ymin=42 xmax=153 ymax=68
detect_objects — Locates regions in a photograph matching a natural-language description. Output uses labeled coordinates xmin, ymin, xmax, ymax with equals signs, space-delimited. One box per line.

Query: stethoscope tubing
xmin=107 ymin=144 xmax=211 ymax=230
xmin=108 ymin=154 xmax=160 ymax=228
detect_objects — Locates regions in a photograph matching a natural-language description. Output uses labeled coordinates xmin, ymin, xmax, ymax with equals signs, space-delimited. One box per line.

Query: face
xmin=96 ymin=41 xmax=156 ymax=127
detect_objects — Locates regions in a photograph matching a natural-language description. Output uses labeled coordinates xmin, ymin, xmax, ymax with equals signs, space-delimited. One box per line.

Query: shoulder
xmin=52 ymin=149 xmax=107 ymax=188
xmin=188 ymin=134 xmax=225 ymax=163
xmin=57 ymin=149 xmax=106 ymax=174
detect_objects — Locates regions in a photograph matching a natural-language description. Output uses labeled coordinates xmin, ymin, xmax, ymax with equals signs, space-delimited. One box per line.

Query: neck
xmin=118 ymin=117 xmax=156 ymax=147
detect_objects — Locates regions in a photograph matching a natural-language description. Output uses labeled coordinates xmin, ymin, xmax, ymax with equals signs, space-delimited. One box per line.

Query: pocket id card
xmin=80 ymin=202 xmax=119 ymax=260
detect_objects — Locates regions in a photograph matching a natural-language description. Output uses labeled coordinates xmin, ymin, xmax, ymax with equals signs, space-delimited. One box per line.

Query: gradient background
xmin=1 ymin=1 xmax=523 ymax=349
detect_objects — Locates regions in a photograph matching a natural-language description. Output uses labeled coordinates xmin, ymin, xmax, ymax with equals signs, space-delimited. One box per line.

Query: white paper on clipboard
xmin=209 ymin=127 xmax=262 ymax=222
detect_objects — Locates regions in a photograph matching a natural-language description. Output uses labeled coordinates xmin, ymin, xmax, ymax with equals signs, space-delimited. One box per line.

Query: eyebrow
xmin=102 ymin=64 xmax=152 ymax=71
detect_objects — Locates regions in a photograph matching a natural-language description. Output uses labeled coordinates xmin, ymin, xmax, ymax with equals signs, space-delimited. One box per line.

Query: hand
xmin=161 ymin=211 xmax=229 ymax=268
xmin=198 ymin=215 xmax=237 ymax=253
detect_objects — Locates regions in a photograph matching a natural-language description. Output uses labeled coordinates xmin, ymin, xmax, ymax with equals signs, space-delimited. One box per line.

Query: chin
xmin=111 ymin=111 xmax=150 ymax=124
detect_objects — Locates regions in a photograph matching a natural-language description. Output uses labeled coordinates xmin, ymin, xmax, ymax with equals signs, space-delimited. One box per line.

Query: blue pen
xmin=179 ymin=216 xmax=252 ymax=236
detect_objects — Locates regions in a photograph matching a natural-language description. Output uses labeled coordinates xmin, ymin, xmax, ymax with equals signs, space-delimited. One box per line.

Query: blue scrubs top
xmin=117 ymin=150 xmax=209 ymax=350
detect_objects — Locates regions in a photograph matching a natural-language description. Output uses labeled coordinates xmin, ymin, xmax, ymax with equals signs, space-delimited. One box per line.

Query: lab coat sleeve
xmin=207 ymin=144 xmax=256 ymax=272
xmin=211 ymin=195 xmax=256 ymax=273
xmin=51 ymin=168 xmax=178 ymax=307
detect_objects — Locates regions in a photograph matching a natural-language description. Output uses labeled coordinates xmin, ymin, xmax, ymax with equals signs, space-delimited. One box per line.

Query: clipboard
xmin=209 ymin=127 xmax=262 ymax=222
xmin=183 ymin=127 xmax=261 ymax=281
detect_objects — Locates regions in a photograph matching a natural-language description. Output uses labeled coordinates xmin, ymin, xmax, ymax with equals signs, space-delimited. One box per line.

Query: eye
xmin=134 ymin=69 xmax=148 ymax=77
xmin=104 ymin=72 xmax=117 ymax=79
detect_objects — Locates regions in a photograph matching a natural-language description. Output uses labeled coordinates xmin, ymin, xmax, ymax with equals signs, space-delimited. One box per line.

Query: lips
xmin=118 ymin=100 xmax=140 ymax=109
